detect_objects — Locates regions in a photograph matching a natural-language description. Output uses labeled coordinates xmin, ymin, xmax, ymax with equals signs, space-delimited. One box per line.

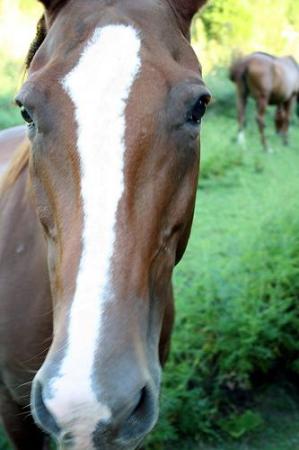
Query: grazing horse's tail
xmin=229 ymin=57 xmax=248 ymax=84
xmin=229 ymin=57 xmax=249 ymax=112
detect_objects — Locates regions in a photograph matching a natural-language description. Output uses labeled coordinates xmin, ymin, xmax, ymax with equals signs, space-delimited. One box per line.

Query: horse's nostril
xmin=31 ymin=379 xmax=60 ymax=437
xmin=130 ymin=387 xmax=148 ymax=421
xmin=118 ymin=386 xmax=158 ymax=442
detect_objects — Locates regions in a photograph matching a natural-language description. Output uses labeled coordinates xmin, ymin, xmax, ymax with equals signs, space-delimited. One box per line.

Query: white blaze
xmin=45 ymin=25 xmax=141 ymax=447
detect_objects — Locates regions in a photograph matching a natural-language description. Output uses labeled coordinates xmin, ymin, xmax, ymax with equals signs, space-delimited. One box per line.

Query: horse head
xmin=15 ymin=1 xmax=210 ymax=448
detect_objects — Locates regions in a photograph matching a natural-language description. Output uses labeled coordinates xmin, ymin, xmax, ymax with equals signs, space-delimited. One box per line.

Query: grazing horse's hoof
xmin=237 ymin=130 xmax=246 ymax=147
xmin=265 ymin=147 xmax=274 ymax=154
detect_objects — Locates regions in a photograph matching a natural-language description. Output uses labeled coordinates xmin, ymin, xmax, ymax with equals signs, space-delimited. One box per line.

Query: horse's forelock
xmin=38 ymin=0 xmax=68 ymax=11
xmin=286 ymin=55 xmax=299 ymax=69
xmin=26 ymin=1 xmax=71 ymax=70
xmin=25 ymin=15 xmax=47 ymax=70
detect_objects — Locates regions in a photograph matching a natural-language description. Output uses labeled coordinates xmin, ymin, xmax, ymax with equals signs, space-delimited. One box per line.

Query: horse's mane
xmin=229 ymin=51 xmax=279 ymax=82
xmin=253 ymin=51 xmax=276 ymax=60
xmin=229 ymin=56 xmax=247 ymax=82
xmin=286 ymin=55 xmax=299 ymax=72
xmin=25 ymin=15 xmax=47 ymax=70
xmin=0 ymin=143 xmax=30 ymax=194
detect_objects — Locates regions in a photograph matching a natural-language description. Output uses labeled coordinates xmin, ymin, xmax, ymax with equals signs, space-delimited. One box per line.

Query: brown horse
xmin=0 ymin=1 xmax=210 ymax=449
xmin=230 ymin=52 xmax=299 ymax=151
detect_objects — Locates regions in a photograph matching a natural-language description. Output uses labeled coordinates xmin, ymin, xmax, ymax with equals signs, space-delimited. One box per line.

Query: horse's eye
xmin=20 ymin=105 xmax=34 ymax=125
xmin=186 ymin=94 xmax=211 ymax=125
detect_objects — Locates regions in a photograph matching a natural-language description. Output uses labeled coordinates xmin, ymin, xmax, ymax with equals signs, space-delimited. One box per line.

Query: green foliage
xmin=219 ymin=411 xmax=264 ymax=438
xmin=19 ymin=0 xmax=42 ymax=14
xmin=192 ymin=0 xmax=299 ymax=71
xmin=146 ymin=205 xmax=299 ymax=445
xmin=0 ymin=432 xmax=10 ymax=450
xmin=201 ymin=0 xmax=253 ymax=47
xmin=0 ymin=0 xmax=43 ymax=130
xmin=0 ymin=92 xmax=22 ymax=129
xmin=287 ymin=1 xmax=299 ymax=27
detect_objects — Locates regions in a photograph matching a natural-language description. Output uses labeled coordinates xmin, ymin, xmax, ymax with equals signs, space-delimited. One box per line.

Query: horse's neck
xmin=293 ymin=59 xmax=299 ymax=84
xmin=283 ymin=56 xmax=299 ymax=76
xmin=0 ymin=152 xmax=52 ymax=400
xmin=0 ymin=142 xmax=47 ymax=281
xmin=276 ymin=57 xmax=299 ymax=92
xmin=0 ymin=126 xmax=27 ymax=177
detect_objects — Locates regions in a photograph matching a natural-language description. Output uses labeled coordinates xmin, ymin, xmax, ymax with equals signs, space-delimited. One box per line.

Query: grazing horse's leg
xmin=256 ymin=96 xmax=268 ymax=151
xmin=281 ymin=97 xmax=294 ymax=146
xmin=275 ymin=100 xmax=292 ymax=146
xmin=275 ymin=104 xmax=285 ymax=138
xmin=0 ymin=388 xmax=49 ymax=450
xmin=236 ymin=81 xmax=248 ymax=145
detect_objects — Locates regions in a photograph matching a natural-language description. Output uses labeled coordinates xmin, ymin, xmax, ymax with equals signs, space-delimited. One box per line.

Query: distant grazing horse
xmin=0 ymin=1 xmax=210 ymax=449
xmin=230 ymin=52 xmax=299 ymax=151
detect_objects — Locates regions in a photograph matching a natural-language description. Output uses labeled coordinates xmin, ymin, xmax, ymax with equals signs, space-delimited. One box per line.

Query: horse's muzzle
xmin=31 ymin=377 xmax=159 ymax=449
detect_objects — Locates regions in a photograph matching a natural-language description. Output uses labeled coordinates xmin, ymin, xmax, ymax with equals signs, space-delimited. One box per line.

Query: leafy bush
xmin=146 ymin=189 xmax=299 ymax=447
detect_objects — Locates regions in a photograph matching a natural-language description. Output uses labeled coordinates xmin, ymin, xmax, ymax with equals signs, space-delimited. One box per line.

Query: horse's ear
xmin=38 ymin=0 xmax=68 ymax=24
xmin=38 ymin=0 xmax=67 ymax=11
xmin=171 ymin=0 xmax=208 ymax=21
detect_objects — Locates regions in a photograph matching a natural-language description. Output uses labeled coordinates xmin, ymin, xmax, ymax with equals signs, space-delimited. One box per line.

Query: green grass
xmin=153 ymin=384 xmax=299 ymax=450
xmin=1 ymin=69 xmax=299 ymax=449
